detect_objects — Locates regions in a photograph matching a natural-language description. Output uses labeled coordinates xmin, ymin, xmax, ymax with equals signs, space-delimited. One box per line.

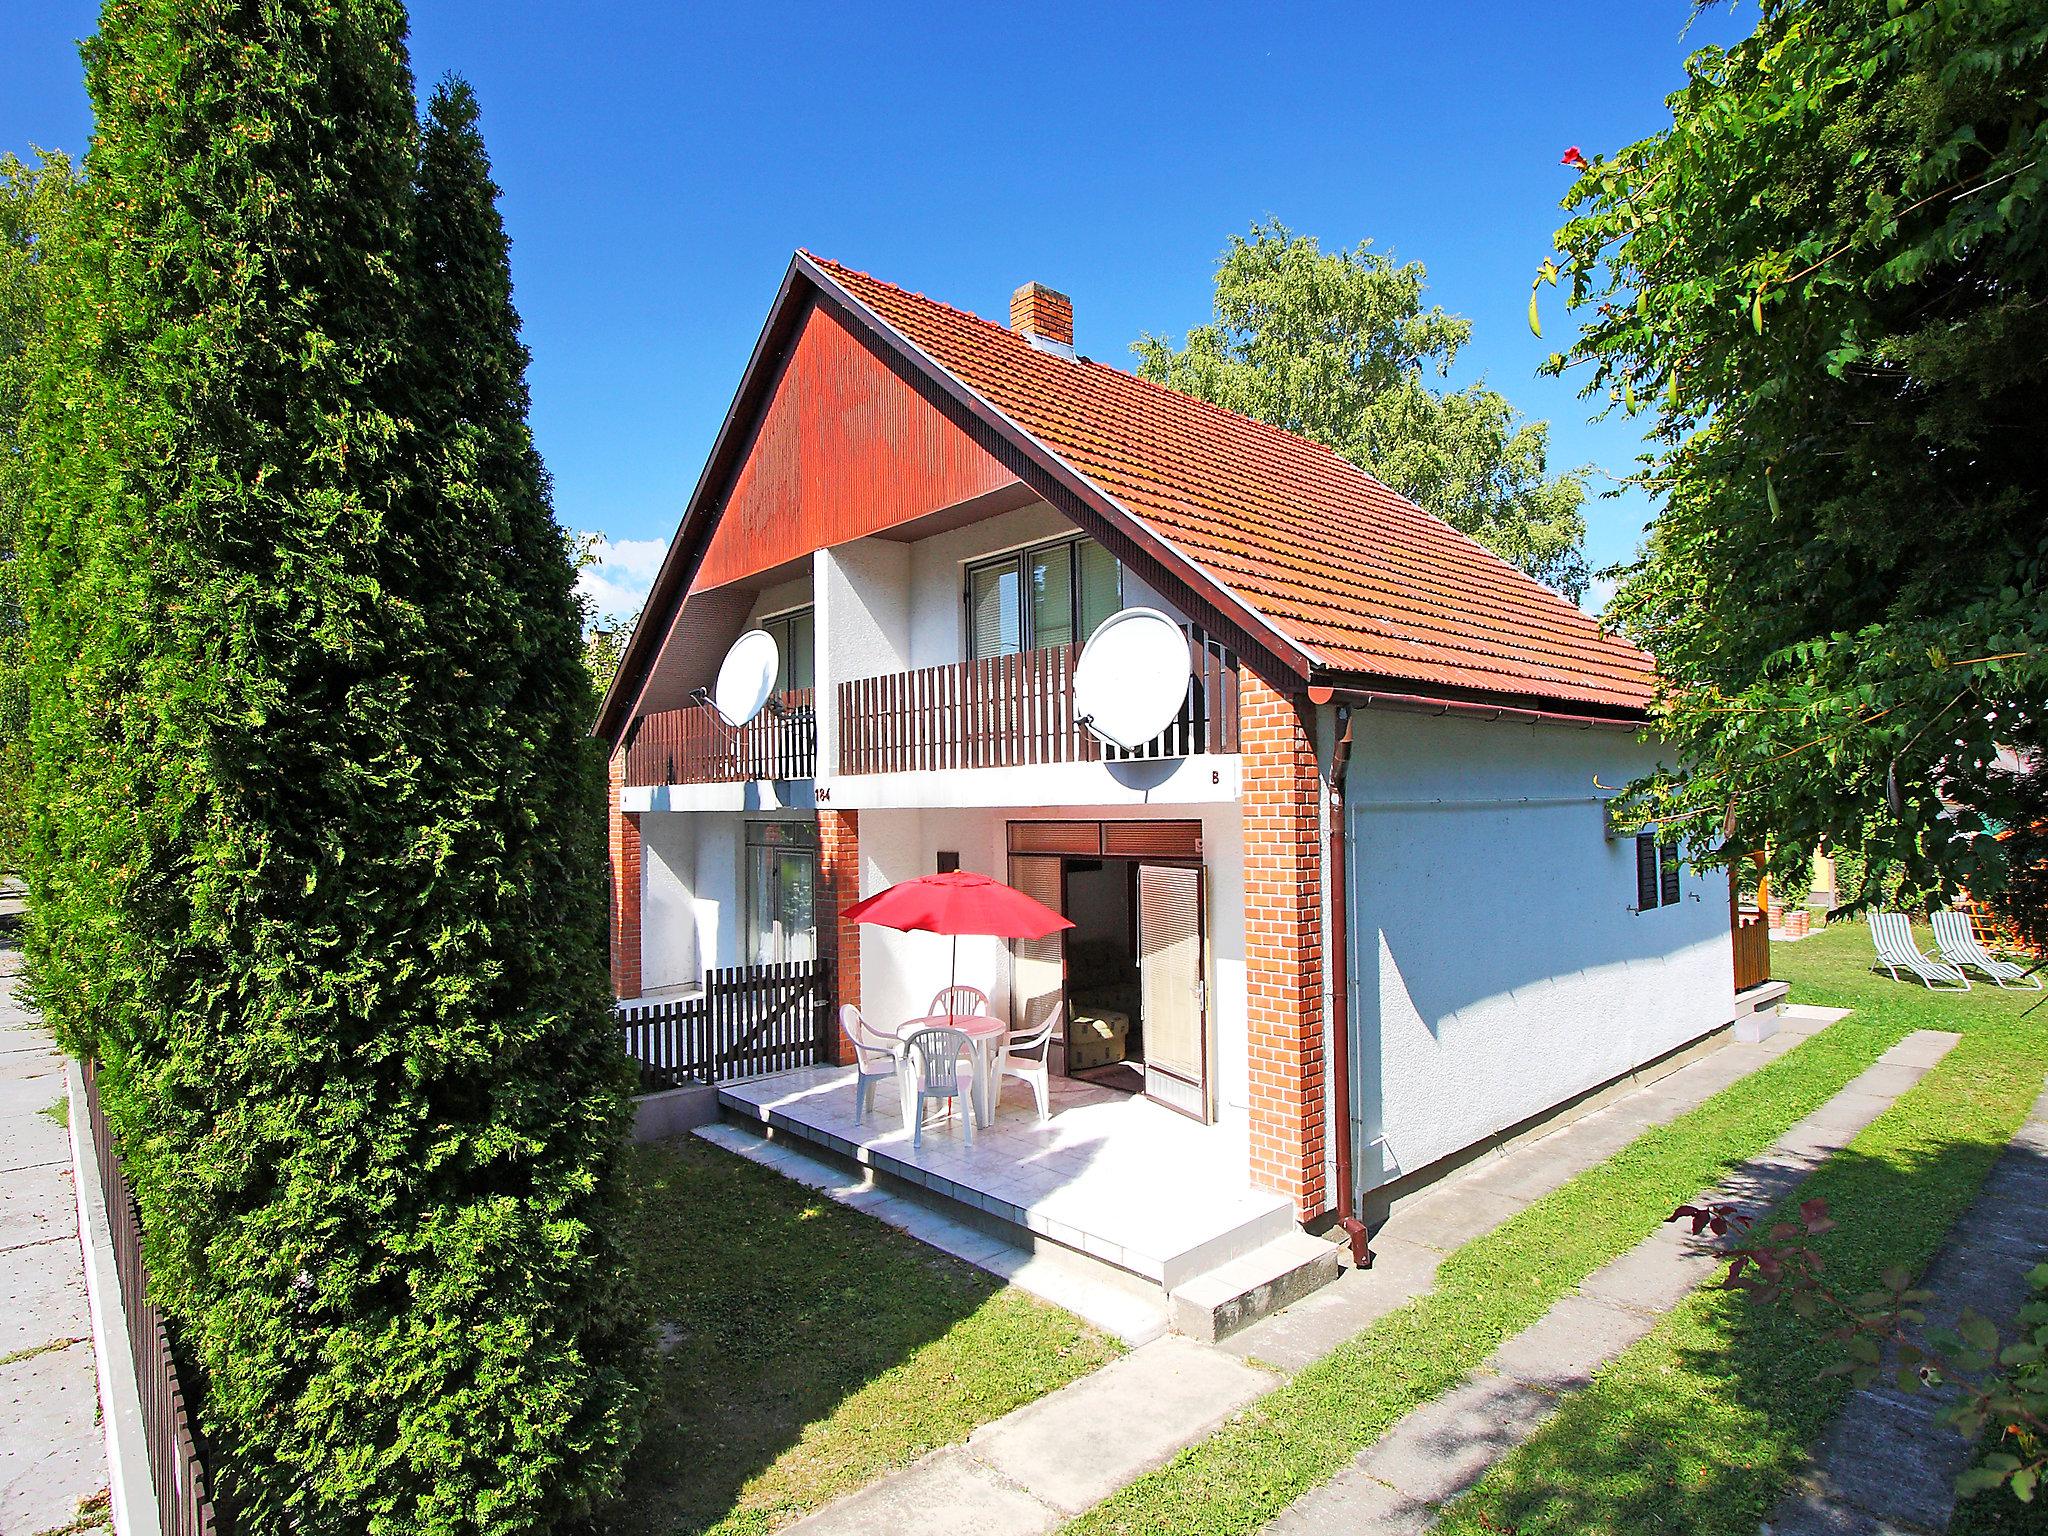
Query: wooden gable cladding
xmin=691 ymin=297 xmax=1020 ymax=593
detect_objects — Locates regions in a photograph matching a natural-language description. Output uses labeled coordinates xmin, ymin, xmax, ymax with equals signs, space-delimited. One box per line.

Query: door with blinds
xmin=1137 ymin=863 xmax=1210 ymax=1121
xmin=1007 ymin=855 xmax=1068 ymax=1063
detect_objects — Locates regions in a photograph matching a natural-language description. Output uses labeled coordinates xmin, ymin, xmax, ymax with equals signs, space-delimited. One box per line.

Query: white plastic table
xmin=895 ymin=1013 xmax=1008 ymax=1129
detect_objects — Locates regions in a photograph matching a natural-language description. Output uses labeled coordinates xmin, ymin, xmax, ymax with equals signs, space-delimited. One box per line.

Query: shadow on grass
xmin=1438 ymin=1125 xmax=2048 ymax=1536
xmin=602 ymin=1136 xmax=1115 ymax=1536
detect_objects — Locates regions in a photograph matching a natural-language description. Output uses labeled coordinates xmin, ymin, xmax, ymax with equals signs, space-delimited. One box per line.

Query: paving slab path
xmin=769 ymin=1012 xmax=1843 ymax=1535
xmin=0 ymin=884 xmax=110 ymax=1536
xmin=1263 ymin=1028 xmax=1962 ymax=1535
xmin=1765 ymin=1072 xmax=2048 ymax=1536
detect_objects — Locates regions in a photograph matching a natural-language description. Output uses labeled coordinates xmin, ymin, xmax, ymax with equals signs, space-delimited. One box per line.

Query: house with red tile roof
xmin=598 ymin=253 xmax=1754 ymax=1332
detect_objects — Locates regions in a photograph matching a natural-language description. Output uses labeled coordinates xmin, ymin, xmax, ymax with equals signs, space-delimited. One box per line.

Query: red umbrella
xmin=843 ymin=870 xmax=1073 ymax=1013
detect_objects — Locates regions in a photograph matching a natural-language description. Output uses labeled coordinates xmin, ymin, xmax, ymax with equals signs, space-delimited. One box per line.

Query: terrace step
xmin=1169 ymin=1232 xmax=1343 ymax=1344
xmin=692 ymin=1120 xmax=1171 ymax=1344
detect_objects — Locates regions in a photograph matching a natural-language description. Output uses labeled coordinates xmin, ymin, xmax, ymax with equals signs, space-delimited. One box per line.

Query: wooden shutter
xmin=1009 ymin=820 xmax=1102 ymax=855
xmin=1102 ymin=820 xmax=1202 ymax=859
xmin=1636 ymin=832 xmax=1661 ymax=910
xmin=1659 ymin=841 xmax=1681 ymax=906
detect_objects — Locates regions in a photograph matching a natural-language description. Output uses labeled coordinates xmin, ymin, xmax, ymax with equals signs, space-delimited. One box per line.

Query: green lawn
xmin=1431 ymin=919 xmax=2048 ymax=1536
xmin=1062 ymin=929 xmax=1952 ymax=1536
xmin=607 ymin=1138 xmax=1121 ymax=1536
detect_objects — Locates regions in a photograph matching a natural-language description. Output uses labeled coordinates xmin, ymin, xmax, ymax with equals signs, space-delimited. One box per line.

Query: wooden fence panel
xmin=615 ymin=961 xmax=831 ymax=1090
xmin=83 ymin=1059 xmax=225 ymax=1536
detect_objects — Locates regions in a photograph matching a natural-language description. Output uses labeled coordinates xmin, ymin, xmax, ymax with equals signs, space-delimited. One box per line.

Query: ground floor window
xmin=746 ymin=819 xmax=817 ymax=966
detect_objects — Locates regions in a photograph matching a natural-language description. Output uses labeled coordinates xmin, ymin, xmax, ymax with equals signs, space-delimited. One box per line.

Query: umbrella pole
xmin=949 ymin=933 xmax=959 ymax=1018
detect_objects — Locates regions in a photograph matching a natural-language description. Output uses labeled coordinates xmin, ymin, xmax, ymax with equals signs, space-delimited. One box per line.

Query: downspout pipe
xmin=1324 ymin=704 xmax=1370 ymax=1267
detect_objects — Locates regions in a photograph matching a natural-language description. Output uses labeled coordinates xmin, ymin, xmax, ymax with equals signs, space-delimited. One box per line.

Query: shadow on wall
xmin=1354 ymin=802 xmax=1721 ymax=1035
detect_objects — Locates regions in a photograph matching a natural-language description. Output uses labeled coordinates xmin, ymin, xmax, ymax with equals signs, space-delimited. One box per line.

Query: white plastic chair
xmin=928 ymin=984 xmax=990 ymax=1020
xmin=900 ymin=1026 xmax=975 ymax=1148
xmin=998 ymin=1003 xmax=1061 ymax=1123
xmin=841 ymin=1005 xmax=901 ymax=1124
xmin=1866 ymin=911 xmax=1970 ymax=990
xmin=1932 ymin=911 xmax=2041 ymax=990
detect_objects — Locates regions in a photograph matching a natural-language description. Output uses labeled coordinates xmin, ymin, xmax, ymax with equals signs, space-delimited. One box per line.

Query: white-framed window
xmin=759 ymin=607 xmax=814 ymax=694
xmin=1635 ymin=831 xmax=1682 ymax=910
xmin=965 ymin=536 xmax=1123 ymax=660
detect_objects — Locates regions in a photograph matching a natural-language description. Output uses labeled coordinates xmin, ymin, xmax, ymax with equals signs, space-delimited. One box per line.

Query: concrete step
xmin=1169 ymin=1231 xmax=1343 ymax=1343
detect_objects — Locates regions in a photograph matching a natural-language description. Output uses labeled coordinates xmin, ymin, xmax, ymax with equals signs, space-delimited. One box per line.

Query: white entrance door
xmin=1137 ymin=863 xmax=1209 ymax=1120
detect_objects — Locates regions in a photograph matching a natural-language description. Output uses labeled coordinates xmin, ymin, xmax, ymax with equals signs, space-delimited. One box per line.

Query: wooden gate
xmin=1732 ymin=878 xmax=1772 ymax=992
xmin=616 ymin=960 xmax=832 ymax=1090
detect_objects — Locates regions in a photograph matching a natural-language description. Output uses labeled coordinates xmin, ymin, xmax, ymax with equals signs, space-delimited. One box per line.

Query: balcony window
xmin=761 ymin=606 xmax=814 ymax=694
xmin=967 ymin=537 xmax=1123 ymax=661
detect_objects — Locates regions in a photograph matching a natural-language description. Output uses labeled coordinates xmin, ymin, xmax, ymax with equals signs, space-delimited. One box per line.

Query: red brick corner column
xmin=819 ymin=808 xmax=862 ymax=1066
xmin=1241 ymin=670 xmax=1328 ymax=1221
xmin=607 ymin=747 xmax=643 ymax=1000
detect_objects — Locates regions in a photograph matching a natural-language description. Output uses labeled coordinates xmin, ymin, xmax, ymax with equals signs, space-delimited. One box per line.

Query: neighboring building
xmin=597 ymin=253 xmax=1751 ymax=1313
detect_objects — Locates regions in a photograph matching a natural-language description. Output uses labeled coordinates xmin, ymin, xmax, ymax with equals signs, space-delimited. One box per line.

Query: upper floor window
xmin=1635 ymin=831 xmax=1681 ymax=911
xmin=761 ymin=607 xmax=814 ymax=694
xmin=966 ymin=536 xmax=1123 ymax=661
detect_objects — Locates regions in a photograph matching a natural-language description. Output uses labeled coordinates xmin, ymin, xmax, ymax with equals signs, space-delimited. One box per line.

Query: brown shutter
xmin=1102 ymin=820 xmax=1203 ymax=859
xmin=1008 ymin=820 xmax=1102 ymax=855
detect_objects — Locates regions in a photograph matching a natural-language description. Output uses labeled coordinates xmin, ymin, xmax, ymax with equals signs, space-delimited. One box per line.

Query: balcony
xmin=623 ymin=690 xmax=816 ymax=788
xmin=837 ymin=627 xmax=1238 ymax=776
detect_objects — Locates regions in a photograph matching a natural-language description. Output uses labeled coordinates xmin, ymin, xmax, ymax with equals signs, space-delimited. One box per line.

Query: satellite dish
xmin=712 ymin=629 xmax=780 ymax=726
xmin=1073 ymin=608 xmax=1194 ymax=751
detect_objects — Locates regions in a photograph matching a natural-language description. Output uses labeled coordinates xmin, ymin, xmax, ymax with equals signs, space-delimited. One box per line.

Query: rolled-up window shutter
xmin=1636 ymin=832 xmax=1660 ymax=910
xmin=969 ymin=561 xmax=1020 ymax=660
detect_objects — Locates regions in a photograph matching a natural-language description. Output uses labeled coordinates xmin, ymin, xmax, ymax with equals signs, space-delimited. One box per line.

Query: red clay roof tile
xmin=808 ymin=254 xmax=1655 ymax=715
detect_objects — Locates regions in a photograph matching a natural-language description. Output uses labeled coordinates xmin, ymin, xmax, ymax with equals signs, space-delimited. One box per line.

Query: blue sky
xmin=5 ymin=2 xmax=1752 ymax=620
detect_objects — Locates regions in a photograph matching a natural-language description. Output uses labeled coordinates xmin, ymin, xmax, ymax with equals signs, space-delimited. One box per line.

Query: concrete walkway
xmin=1766 ymin=1072 xmax=2048 ymax=1536
xmin=770 ymin=1011 xmax=1848 ymax=1535
xmin=1264 ymin=1028 xmax=1962 ymax=1535
xmin=0 ymin=886 xmax=110 ymax=1536
xmin=1224 ymin=1005 xmax=1843 ymax=1373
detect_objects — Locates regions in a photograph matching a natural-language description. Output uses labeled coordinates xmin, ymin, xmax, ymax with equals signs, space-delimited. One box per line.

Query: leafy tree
xmin=567 ymin=529 xmax=635 ymax=701
xmin=1136 ymin=220 xmax=1591 ymax=598
xmin=0 ymin=151 xmax=75 ymax=873
xmin=1543 ymin=0 xmax=2048 ymax=908
xmin=18 ymin=6 xmax=641 ymax=1532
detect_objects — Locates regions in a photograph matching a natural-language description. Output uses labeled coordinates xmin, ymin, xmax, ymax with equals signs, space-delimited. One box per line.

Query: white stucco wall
xmin=1343 ymin=709 xmax=1734 ymax=1191
xmin=640 ymin=812 xmax=699 ymax=991
xmin=814 ymin=541 xmax=912 ymax=779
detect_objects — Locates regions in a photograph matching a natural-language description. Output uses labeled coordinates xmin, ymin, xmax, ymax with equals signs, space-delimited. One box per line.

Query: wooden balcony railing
xmin=838 ymin=627 xmax=1237 ymax=776
xmin=623 ymin=690 xmax=815 ymax=787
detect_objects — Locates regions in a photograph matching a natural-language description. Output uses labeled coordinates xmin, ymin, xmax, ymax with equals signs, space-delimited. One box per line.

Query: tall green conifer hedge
xmin=18 ymin=4 xmax=645 ymax=1531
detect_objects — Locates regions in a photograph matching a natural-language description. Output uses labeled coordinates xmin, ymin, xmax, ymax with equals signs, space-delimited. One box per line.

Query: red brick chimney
xmin=1010 ymin=281 xmax=1075 ymax=356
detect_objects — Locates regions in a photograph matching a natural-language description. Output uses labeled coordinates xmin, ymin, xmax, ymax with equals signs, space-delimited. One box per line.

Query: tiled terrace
xmin=718 ymin=1065 xmax=1294 ymax=1290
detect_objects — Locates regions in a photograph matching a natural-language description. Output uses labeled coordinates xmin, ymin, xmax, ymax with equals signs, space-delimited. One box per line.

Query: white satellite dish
xmin=711 ymin=629 xmax=780 ymax=726
xmin=1073 ymin=608 xmax=1194 ymax=751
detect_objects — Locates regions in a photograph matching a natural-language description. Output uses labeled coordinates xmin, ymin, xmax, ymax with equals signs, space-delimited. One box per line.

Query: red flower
xmin=1561 ymin=145 xmax=1588 ymax=169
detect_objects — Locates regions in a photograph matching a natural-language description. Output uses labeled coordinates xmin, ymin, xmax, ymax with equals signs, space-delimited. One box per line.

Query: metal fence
xmin=82 ymin=1058 xmax=225 ymax=1536
xmin=616 ymin=959 xmax=832 ymax=1091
